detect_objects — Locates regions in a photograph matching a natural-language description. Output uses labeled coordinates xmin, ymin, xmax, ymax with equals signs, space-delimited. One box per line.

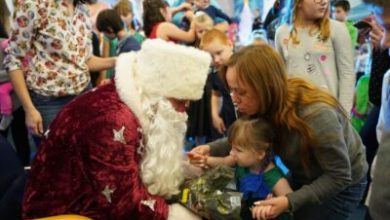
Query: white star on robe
xmin=113 ymin=126 xmax=126 ymax=144
xmin=141 ymin=199 xmax=156 ymax=211
xmin=101 ymin=185 xmax=115 ymax=203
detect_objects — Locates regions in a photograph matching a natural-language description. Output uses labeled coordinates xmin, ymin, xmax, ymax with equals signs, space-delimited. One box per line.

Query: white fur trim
xmin=115 ymin=52 xmax=143 ymax=120
xmin=137 ymin=39 xmax=211 ymax=100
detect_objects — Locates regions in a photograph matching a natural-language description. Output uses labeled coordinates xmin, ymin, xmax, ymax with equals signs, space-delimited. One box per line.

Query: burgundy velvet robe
xmin=23 ymin=83 xmax=169 ymax=219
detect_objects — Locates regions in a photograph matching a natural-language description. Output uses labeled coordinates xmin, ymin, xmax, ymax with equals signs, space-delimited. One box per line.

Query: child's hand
xmin=187 ymin=152 xmax=208 ymax=169
xmin=187 ymin=145 xmax=210 ymax=168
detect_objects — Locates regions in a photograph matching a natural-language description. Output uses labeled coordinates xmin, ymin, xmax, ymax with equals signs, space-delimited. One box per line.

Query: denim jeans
xmin=30 ymin=85 xmax=91 ymax=133
xmin=293 ymin=176 xmax=367 ymax=220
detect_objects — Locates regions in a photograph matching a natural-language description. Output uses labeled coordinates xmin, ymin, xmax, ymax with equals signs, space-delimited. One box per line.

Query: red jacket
xmin=23 ymin=83 xmax=169 ymax=219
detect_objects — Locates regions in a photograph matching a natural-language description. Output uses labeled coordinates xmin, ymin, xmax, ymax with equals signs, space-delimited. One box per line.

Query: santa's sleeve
xmin=79 ymin=111 xmax=169 ymax=219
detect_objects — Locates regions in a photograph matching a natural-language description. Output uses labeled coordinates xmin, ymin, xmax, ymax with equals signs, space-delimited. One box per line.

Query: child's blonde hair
xmin=193 ymin=12 xmax=214 ymax=29
xmin=114 ymin=0 xmax=133 ymax=16
xmin=199 ymin=28 xmax=230 ymax=49
xmin=290 ymin=0 xmax=330 ymax=44
xmin=228 ymin=118 xmax=274 ymax=162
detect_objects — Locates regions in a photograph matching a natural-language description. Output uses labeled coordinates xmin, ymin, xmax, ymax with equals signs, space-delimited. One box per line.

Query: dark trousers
xmin=294 ymin=177 xmax=367 ymax=220
xmin=0 ymin=107 xmax=31 ymax=166
xmin=0 ymin=135 xmax=26 ymax=220
xmin=359 ymin=106 xmax=380 ymax=203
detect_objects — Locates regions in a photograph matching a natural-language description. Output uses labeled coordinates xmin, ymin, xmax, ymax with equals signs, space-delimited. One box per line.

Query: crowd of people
xmin=0 ymin=0 xmax=389 ymax=220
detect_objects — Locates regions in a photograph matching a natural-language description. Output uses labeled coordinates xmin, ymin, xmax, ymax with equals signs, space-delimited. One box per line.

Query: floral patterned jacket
xmin=4 ymin=0 xmax=93 ymax=96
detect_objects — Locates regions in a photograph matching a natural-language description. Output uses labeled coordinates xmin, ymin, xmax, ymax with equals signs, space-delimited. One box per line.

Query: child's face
xmin=333 ymin=7 xmax=347 ymax=22
xmin=202 ymin=39 xmax=233 ymax=68
xmin=121 ymin=12 xmax=133 ymax=27
xmin=194 ymin=0 xmax=210 ymax=9
xmin=298 ymin=0 xmax=329 ymax=21
xmin=195 ymin=24 xmax=213 ymax=39
xmin=230 ymin=144 xmax=264 ymax=169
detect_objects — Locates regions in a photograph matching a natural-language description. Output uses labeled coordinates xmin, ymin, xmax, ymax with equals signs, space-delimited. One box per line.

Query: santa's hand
xmin=168 ymin=204 xmax=201 ymax=220
xmin=253 ymin=196 xmax=289 ymax=219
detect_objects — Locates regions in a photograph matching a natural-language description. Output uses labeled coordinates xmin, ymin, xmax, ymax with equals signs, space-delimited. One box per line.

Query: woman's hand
xmin=212 ymin=115 xmax=226 ymax=134
xmin=25 ymin=107 xmax=44 ymax=136
xmin=369 ymin=19 xmax=385 ymax=50
xmin=253 ymin=196 xmax=290 ymax=219
xmin=252 ymin=205 xmax=273 ymax=220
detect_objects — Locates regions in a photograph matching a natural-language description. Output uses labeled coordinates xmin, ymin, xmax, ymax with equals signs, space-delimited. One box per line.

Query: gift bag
xmin=177 ymin=166 xmax=243 ymax=220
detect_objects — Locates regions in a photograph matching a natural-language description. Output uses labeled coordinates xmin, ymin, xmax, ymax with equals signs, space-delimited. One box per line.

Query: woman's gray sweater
xmin=209 ymin=103 xmax=368 ymax=212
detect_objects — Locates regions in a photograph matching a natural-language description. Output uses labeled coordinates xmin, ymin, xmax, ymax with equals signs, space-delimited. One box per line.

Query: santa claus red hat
xmin=123 ymin=39 xmax=212 ymax=100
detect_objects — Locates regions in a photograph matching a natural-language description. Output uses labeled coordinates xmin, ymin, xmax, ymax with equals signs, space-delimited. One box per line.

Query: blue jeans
xmin=30 ymin=86 xmax=91 ymax=133
xmin=293 ymin=176 xmax=367 ymax=220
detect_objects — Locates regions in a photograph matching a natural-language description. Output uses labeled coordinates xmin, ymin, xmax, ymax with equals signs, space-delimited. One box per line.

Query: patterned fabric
xmin=4 ymin=0 xmax=93 ymax=96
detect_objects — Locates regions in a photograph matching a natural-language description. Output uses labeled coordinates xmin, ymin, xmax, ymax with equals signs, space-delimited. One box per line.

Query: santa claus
xmin=22 ymin=39 xmax=211 ymax=220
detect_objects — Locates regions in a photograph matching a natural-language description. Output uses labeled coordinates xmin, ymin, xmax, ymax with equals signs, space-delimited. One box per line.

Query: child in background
xmin=193 ymin=12 xmax=214 ymax=46
xmin=96 ymin=9 xmax=140 ymax=55
xmin=0 ymin=38 xmax=13 ymax=130
xmin=199 ymin=29 xmax=236 ymax=138
xmin=189 ymin=118 xmax=292 ymax=220
xmin=275 ymin=0 xmax=355 ymax=113
xmin=193 ymin=0 xmax=231 ymax=28
xmin=143 ymin=0 xmax=195 ymax=43
xmin=185 ymin=12 xmax=214 ymax=147
xmin=333 ymin=0 xmax=358 ymax=49
xmin=114 ymin=0 xmax=145 ymax=45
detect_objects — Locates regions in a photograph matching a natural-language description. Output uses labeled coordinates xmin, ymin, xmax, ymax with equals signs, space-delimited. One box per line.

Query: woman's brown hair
xmin=290 ymin=0 xmax=331 ymax=44
xmin=220 ymin=44 xmax=345 ymax=169
xmin=142 ymin=0 xmax=169 ymax=37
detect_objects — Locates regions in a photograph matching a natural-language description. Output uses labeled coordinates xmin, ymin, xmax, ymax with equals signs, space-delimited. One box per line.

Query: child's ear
xmin=257 ymin=150 xmax=266 ymax=161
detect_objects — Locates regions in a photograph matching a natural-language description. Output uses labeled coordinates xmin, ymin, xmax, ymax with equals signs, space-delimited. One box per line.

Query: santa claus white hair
xmin=115 ymin=40 xmax=211 ymax=198
xmin=137 ymin=94 xmax=187 ymax=198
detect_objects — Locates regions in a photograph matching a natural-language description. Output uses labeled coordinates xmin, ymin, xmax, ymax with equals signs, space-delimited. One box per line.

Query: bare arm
xmin=87 ymin=55 xmax=116 ymax=72
xmin=206 ymin=155 xmax=235 ymax=168
xmin=9 ymin=69 xmax=43 ymax=135
xmin=211 ymin=90 xmax=225 ymax=134
xmin=272 ymin=178 xmax=293 ymax=196
xmin=170 ymin=2 xmax=192 ymax=16
xmin=158 ymin=22 xmax=195 ymax=43
xmin=95 ymin=37 xmax=111 ymax=85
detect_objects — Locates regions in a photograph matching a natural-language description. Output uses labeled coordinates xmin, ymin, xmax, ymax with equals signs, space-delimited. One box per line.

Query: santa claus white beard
xmin=139 ymin=95 xmax=188 ymax=199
